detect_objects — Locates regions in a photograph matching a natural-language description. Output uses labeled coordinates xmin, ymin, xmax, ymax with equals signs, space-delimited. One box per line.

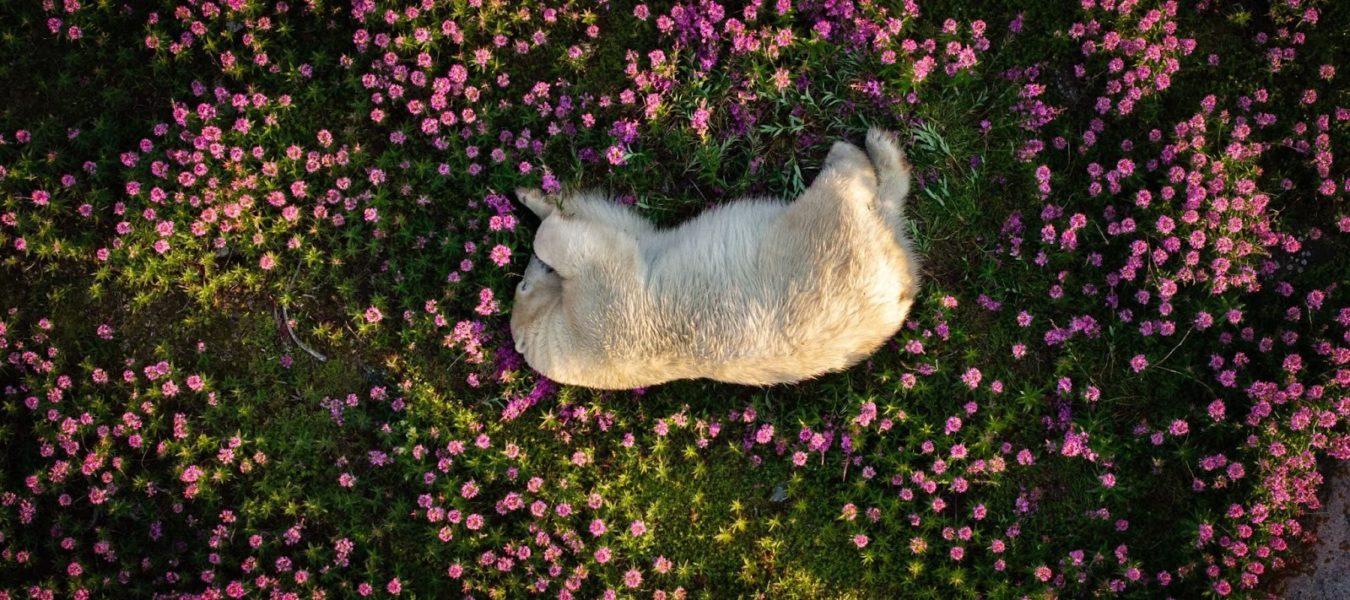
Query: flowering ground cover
xmin=1 ymin=0 xmax=1347 ymax=597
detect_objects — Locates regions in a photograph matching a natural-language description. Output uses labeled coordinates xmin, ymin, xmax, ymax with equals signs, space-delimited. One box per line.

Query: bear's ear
xmin=533 ymin=216 xmax=637 ymax=280
xmin=516 ymin=187 xmax=554 ymax=218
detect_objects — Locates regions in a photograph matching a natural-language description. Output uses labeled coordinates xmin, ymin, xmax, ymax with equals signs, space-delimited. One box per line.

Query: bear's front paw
xmin=517 ymin=187 xmax=553 ymax=218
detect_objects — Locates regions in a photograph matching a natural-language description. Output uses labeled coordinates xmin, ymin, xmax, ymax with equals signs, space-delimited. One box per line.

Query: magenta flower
xmin=1129 ymin=354 xmax=1148 ymax=372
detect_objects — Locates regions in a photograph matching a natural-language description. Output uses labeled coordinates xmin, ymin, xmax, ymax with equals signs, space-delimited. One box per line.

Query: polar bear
xmin=510 ymin=128 xmax=921 ymax=389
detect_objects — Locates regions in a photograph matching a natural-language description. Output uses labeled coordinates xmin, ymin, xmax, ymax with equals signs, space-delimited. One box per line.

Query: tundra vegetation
xmin=0 ymin=1 xmax=1346 ymax=598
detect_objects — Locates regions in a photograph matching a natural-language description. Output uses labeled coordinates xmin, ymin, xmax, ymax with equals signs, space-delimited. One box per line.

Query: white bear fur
xmin=510 ymin=128 xmax=920 ymax=389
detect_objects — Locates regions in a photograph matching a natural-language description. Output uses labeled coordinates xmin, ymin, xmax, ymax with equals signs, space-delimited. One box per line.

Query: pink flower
xmin=489 ymin=244 xmax=512 ymax=266
xmin=1129 ymin=354 xmax=1148 ymax=372
xmin=1207 ymin=400 xmax=1226 ymax=421
xmin=690 ymin=102 xmax=711 ymax=136
xmin=623 ymin=568 xmax=642 ymax=588
xmin=961 ymin=368 xmax=982 ymax=389
xmin=1168 ymin=420 xmax=1189 ymax=436
xmin=944 ymin=416 xmax=963 ymax=434
xmin=755 ymin=424 xmax=774 ymax=444
xmin=364 ymin=306 xmax=383 ymax=323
